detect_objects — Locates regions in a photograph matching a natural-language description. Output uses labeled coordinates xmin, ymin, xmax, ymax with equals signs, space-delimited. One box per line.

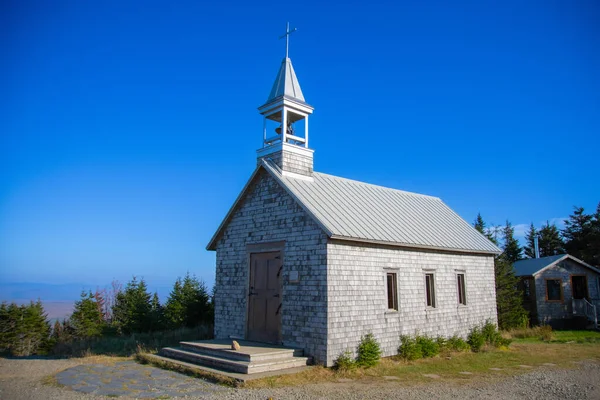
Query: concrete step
xmin=180 ymin=341 xmax=303 ymax=362
xmin=141 ymin=353 xmax=312 ymax=383
xmin=160 ymin=347 xmax=310 ymax=374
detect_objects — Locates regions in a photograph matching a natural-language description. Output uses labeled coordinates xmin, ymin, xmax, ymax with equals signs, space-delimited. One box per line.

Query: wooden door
xmin=572 ymin=275 xmax=588 ymax=300
xmin=247 ymin=252 xmax=282 ymax=343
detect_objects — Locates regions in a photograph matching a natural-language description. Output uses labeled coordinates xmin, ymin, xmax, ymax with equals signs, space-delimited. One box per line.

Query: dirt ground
xmin=1 ymin=356 xmax=600 ymax=400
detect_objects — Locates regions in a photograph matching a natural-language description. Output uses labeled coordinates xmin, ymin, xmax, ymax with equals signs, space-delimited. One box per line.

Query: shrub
xmin=334 ymin=350 xmax=357 ymax=371
xmin=356 ymin=333 xmax=381 ymax=368
xmin=416 ymin=335 xmax=439 ymax=358
xmin=398 ymin=335 xmax=423 ymax=360
xmin=467 ymin=326 xmax=485 ymax=352
xmin=446 ymin=335 xmax=470 ymax=352
xmin=435 ymin=336 xmax=447 ymax=351
xmin=482 ymin=320 xmax=503 ymax=347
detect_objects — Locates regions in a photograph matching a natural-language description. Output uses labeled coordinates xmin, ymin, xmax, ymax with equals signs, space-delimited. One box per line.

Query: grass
xmin=506 ymin=327 xmax=600 ymax=344
xmin=244 ymin=342 xmax=600 ymax=388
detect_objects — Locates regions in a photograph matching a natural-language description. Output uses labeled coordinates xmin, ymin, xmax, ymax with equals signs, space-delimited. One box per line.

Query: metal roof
xmin=513 ymin=254 xmax=600 ymax=276
xmin=266 ymin=58 xmax=305 ymax=103
xmin=513 ymin=255 xmax=566 ymax=276
xmin=206 ymin=160 xmax=502 ymax=255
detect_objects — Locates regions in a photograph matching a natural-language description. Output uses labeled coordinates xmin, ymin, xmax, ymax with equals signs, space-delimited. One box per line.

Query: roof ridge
xmin=312 ymin=171 xmax=441 ymax=200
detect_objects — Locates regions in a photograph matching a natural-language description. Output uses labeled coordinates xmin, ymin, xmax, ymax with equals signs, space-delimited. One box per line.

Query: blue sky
xmin=1 ymin=1 xmax=599 ymax=298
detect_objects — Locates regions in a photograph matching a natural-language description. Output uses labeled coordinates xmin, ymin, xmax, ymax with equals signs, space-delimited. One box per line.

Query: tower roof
xmin=266 ymin=57 xmax=306 ymax=104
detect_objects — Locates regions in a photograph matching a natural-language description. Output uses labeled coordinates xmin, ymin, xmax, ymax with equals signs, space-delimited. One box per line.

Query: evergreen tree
xmin=538 ymin=222 xmax=565 ymax=257
xmin=494 ymin=257 xmax=528 ymax=329
xmin=0 ymin=302 xmax=14 ymax=353
xmin=475 ymin=215 xmax=527 ymax=329
xmin=562 ymin=206 xmax=594 ymax=264
xmin=524 ymin=223 xmax=537 ymax=259
xmin=0 ymin=301 xmax=51 ymax=356
xmin=112 ymin=277 xmax=153 ymax=334
xmin=501 ymin=221 xmax=522 ymax=263
xmin=165 ymin=273 xmax=213 ymax=328
xmin=70 ymin=291 xmax=105 ymax=339
xmin=149 ymin=292 xmax=164 ymax=332
xmin=474 ymin=213 xmax=486 ymax=235
xmin=473 ymin=213 xmax=499 ymax=245
xmin=591 ymin=203 xmax=600 ymax=266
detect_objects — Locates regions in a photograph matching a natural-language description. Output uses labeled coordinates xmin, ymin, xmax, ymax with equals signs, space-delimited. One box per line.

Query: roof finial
xmin=279 ymin=22 xmax=297 ymax=59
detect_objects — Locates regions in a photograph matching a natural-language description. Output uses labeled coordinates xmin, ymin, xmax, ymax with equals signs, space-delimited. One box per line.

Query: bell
xmin=275 ymin=125 xmax=282 ymax=135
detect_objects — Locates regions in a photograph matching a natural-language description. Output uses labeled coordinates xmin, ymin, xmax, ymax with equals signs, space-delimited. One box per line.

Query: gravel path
xmin=1 ymin=357 xmax=599 ymax=400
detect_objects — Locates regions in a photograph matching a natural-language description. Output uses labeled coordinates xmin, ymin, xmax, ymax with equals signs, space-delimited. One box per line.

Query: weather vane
xmin=279 ymin=22 xmax=297 ymax=59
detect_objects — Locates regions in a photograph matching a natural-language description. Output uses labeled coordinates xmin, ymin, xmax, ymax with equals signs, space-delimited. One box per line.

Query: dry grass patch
xmin=247 ymin=343 xmax=600 ymax=389
xmin=504 ymin=326 xmax=553 ymax=341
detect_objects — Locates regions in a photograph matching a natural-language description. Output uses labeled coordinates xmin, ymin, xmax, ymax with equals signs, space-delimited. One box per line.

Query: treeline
xmin=0 ymin=273 xmax=213 ymax=357
xmin=475 ymin=202 xmax=600 ymax=331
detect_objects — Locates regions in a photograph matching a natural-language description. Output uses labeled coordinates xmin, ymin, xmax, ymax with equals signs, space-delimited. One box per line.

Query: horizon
xmin=1 ymin=2 xmax=599 ymax=295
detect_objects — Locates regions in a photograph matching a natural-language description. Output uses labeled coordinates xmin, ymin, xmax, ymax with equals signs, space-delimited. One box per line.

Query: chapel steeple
xmin=257 ymin=23 xmax=314 ymax=180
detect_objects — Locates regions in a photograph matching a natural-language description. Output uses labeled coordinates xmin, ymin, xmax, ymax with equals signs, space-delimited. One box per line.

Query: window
xmin=425 ymin=273 xmax=436 ymax=307
xmin=457 ymin=273 xmax=467 ymax=305
xmin=546 ymin=279 xmax=562 ymax=302
xmin=386 ymin=273 xmax=398 ymax=310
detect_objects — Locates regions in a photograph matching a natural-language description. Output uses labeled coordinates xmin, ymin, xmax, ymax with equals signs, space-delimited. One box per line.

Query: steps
xmin=158 ymin=339 xmax=310 ymax=375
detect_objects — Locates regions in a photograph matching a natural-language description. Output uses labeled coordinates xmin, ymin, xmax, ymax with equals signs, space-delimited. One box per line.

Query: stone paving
xmin=55 ymin=361 xmax=225 ymax=398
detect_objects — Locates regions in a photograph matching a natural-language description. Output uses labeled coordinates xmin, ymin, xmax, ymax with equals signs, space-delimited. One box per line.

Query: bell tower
xmin=257 ymin=23 xmax=314 ymax=180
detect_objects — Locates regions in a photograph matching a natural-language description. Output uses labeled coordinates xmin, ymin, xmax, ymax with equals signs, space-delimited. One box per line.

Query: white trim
xmin=256 ymin=142 xmax=314 ymax=158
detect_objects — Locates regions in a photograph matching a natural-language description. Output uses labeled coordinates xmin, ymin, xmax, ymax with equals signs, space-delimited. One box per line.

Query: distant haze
xmin=0 ymin=281 xmax=178 ymax=322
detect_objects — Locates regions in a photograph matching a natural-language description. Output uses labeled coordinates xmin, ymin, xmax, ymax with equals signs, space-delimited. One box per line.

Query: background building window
xmin=387 ymin=273 xmax=398 ymax=310
xmin=425 ymin=273 xmax=436 ymax=307
xmin=457 ymin=273 xmax=467 ymax=305
xmin=546 ymin=279 xmax=562 ymax=301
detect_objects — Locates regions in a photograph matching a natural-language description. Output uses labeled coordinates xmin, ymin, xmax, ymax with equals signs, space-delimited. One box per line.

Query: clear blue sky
xmin=1 ymin=1 xmax=599 ymax=296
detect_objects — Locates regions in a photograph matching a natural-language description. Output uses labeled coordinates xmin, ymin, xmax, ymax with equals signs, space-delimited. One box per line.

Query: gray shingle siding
xmin=214 ymin=169 xmax=328 ymax=363
xmin=534 ymin=259 xmax=600 ymax=324
xmin=325 ymin=240 xmax=497 ymax=366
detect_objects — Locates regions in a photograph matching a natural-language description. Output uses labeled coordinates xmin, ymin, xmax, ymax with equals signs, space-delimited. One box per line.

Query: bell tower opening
xmin=256 ymin=23 xmax=315 ymax=180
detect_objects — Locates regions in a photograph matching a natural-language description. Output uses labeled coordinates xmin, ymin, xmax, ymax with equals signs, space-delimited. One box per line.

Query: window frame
xmin=456 ymin=272 xmax=467 ymax=306
xmin=386 ymin=272 xmax=399 ymax=311
xmin=545 ymin=278 xmax=563 ymax=302
xmin=424 ymin=272 xmax=436 ymax=308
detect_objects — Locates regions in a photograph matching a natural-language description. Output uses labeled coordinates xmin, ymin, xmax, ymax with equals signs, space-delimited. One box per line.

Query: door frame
xmin=570 ymin=274 xmax=589 ymax=300
xmin=245 ymin=241 xmax=285 ymax=343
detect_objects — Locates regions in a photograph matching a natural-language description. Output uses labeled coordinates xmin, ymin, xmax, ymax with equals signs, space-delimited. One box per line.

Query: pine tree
xmin=474 ymin=213 xmax=486 ymax=235
xmin=524 ymin=223 xmax=537 ymax=259
xmin=149 ymin=292 xmax=164 ymax=332
xmin=1 ymin=301 xmax=52 ymax=356
xmin=562 ymin=206 xmax=594 ymax=264
xmin=588 ymin=202 xmax=600 ymax=266
xmin=70 ymin=291 xmax=105 ymax=339
xmin=112 ymin=277 xmax=153 ymax=334
xmin=473 ymin=213 xmax=499 ymax=245
xmin=475 ymin=216 xmax=527 ymax=329
xmin=0 ymin=302 xmax=13 ymax=353
xmin=501 ymin=221 xmax=522 ymax=263
xmin=538 ymin=222 xmax=565 ymax=257
xmin=165 ymin=273 xmax=213 ymax=328
xmin=494 ymin=257 xmax=528 ymax=329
